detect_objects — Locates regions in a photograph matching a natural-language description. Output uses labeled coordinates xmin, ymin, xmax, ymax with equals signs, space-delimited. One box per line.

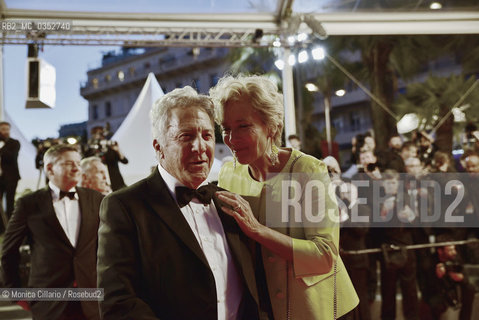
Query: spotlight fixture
xmin=430 ymin=2 xmax=442 ymax=10
xmin=66 ymin=137 xmax=78 ymax=145
xmin=274 ymin=59 xmax=285 ymax=70
xmin=298 ymin=50 xmax=309 ymax=63
xmin=297 ymin=33 xmax=308 ymax=42
xmin=305 ymin=83 xmax=319 ymax=92
xmin=311 ymin=47 xmax=326 ymax=60
xmin=287 ymin=36 xmax=296 ymax=45
xmin=303 ymin=14 xmax=328 ymax=40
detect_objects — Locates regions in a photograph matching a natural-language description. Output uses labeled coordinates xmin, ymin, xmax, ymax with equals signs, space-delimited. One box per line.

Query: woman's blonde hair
xmin=209 ymin=74 xmax=284 ymax=146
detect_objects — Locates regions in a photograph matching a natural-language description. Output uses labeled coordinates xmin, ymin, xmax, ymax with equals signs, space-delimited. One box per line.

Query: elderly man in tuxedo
xmin=97 ymin=86 xmax=263 ymax=320
xmin=80 ymin=156 xmax=112 ymax=195
xmin=1 ymin=144 xmax=103 ymax=320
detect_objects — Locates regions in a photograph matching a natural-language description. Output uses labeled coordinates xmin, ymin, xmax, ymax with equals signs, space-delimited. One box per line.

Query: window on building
xmin=92 ymin=105 xmax=98 ymax=120
xmin=129 ymin=67 xmax=135 ymax=76
xmin=117 ymin=70 xmax=125 ymax=81
xmin=192 ymin=78 xmax=200 ymax=92
xmin=350 ymin=112 xmax=361 ymax=131
xmin=105 ymin=74 xmax=111 ymax=82
xmin=332 ymin=116 xmax=344 ymax=133
xmin=209 ymin=74 xmax=219 ymax=87
xmin=105 ymin=101 xmax=112 ymax=117
xmin=92 ymin=78 xmax=99 ymax=89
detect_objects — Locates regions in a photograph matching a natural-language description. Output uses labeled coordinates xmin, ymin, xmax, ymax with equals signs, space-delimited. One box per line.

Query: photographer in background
xmin=84 ymin=126 xmax=128 ymax=191
xmin=0 ymin=121 xmax=20 ymax=233
xmin=422 ymin=235 xmax=475 ymax=320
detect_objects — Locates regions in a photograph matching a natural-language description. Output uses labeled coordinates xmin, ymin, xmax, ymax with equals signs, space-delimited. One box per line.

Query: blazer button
xmin=275 ymin=291 xmax=285 ymax=299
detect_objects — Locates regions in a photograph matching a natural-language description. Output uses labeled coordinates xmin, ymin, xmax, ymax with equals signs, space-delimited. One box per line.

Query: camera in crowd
xmin=86 ymin=139 xmax=118 ymax=158
xmin=32 ymin=138 xmax=61 ymax=169
xmin=84 ymin=124 xmax=117 ymax=158
xmin=443 ymin=260 xmax=464 ymax=274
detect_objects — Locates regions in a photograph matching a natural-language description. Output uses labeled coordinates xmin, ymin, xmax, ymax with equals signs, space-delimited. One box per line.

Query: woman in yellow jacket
xmin=210 ymin=74 xmax=359 ymax=320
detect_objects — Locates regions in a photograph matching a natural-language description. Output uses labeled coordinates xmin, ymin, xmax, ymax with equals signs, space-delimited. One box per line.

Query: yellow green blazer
xmin=218 ymin=149 xmax=359 ymax=320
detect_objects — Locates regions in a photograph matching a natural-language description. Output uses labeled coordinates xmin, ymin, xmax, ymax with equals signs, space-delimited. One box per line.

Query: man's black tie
xmin=175 ymin=184 xmax=216 ymax=208
xmin=59 ymin=191 xmax=76 ymax=200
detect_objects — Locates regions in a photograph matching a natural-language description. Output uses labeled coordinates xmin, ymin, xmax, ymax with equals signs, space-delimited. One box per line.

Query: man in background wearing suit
xmin=0 ymin=121 xmax=20 ymax=233
xmin=97 ymin=86 xmax=263 ymax=320
xmin=1 ymin=144 xmax=103 ymax=320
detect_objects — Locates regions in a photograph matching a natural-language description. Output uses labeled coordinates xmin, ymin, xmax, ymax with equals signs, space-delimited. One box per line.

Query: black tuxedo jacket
xmin=0 ymin=137 xmax=20 ymax=181
xmin=97 ymin=169 xmax=262 ymax=320
xmin=1 ymin=186 xmax=103 ymax=320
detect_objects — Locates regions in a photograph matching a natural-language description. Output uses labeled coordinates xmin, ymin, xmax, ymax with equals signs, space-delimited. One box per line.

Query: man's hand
xmin=448 ymin=271 xmax=464 ymax=282
xmin=436 ymin=262 xmax=446 ymax=278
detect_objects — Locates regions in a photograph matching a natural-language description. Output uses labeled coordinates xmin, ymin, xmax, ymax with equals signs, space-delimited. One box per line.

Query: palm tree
xmin=341 ymin=35 xmax=446 ymax=149
xmin=395 ymin=74 xmax=479 ymax=153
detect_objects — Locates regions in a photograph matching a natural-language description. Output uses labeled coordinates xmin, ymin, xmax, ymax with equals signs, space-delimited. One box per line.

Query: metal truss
xmin=1 ymin=8 xmax=478 ymax=47
xmin=1 ymin=27 xmax=280 ymax=48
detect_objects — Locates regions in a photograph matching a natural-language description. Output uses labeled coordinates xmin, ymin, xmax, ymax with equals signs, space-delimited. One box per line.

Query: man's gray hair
xmin=80 ymin=156 xmax=103 ymax=172
xmin=150 ymin=86 xmax=215 ymax=146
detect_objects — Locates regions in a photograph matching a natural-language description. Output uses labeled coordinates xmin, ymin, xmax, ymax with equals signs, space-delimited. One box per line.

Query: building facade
xmin=80 ymin=47 xmax=229 ymax=138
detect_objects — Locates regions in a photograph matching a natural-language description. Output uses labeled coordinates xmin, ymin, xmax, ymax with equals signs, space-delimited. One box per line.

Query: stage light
xmin=298 ymin=50 xmax=309 ymax=63
xmin=66 ymin=137 xmax=78 ymax=145
xmin=297 ymin=33 xmax=308 ymax=42
xmin=311 ymin=47 xmax=325 ymax=60
xmin=430 ymin=2 xmax=442 ymax=10
xmin=274 ymin=59 xmax=285 ymax=70
xmin=25 ymin=43 xmax=56 ymax=109
xmin=335 ymin=89 xmax=346 ymax=97
xmin=287 ymin=36 xmax=296 ymax=45
xmin=397 ymin=113 xmax=419 ymax=134
xmin=273 ymin=38 xmax=281 ymax=47
xmin=305 ymin=83 xmax=319 ymax=92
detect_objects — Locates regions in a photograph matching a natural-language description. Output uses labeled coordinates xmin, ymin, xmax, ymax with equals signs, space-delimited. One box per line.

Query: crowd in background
xmin=316 ymin=124 xmax=479 ymax=320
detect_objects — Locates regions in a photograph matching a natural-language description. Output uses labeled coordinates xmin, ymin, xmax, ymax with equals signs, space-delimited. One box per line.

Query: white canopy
xmin=111 ymin=73 xmax=162 ymax=185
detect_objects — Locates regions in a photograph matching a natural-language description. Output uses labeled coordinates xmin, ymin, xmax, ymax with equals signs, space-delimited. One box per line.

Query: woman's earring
xmin=270 ymin=143 xmax=279 ymax=166
xmin=233 ymin=150 xmax=237 ymax=169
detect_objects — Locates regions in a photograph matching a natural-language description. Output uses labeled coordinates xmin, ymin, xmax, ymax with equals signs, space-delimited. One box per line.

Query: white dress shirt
xmin=158 ymin=165 xmax=244 ymax=320
xmin=49 ymin=182 xmax=81 ymax=247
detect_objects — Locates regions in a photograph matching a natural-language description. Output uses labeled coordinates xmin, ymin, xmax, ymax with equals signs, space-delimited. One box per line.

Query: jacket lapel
xmin=37 ymin=188 xmax=74 ymax=249
xmin=213 ymin=192 xmax=259 ymax=304
xmin=75 ymin=187 xmax=98 ymax=251
xmin=145 ymin=170 xmax=210 ymax=268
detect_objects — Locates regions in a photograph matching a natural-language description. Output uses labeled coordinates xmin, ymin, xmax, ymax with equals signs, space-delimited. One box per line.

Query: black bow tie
xmin=59 ymin=191 xmax=76 ymax=200
xmin=175 ymin=184 xmax=217 ymax=208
